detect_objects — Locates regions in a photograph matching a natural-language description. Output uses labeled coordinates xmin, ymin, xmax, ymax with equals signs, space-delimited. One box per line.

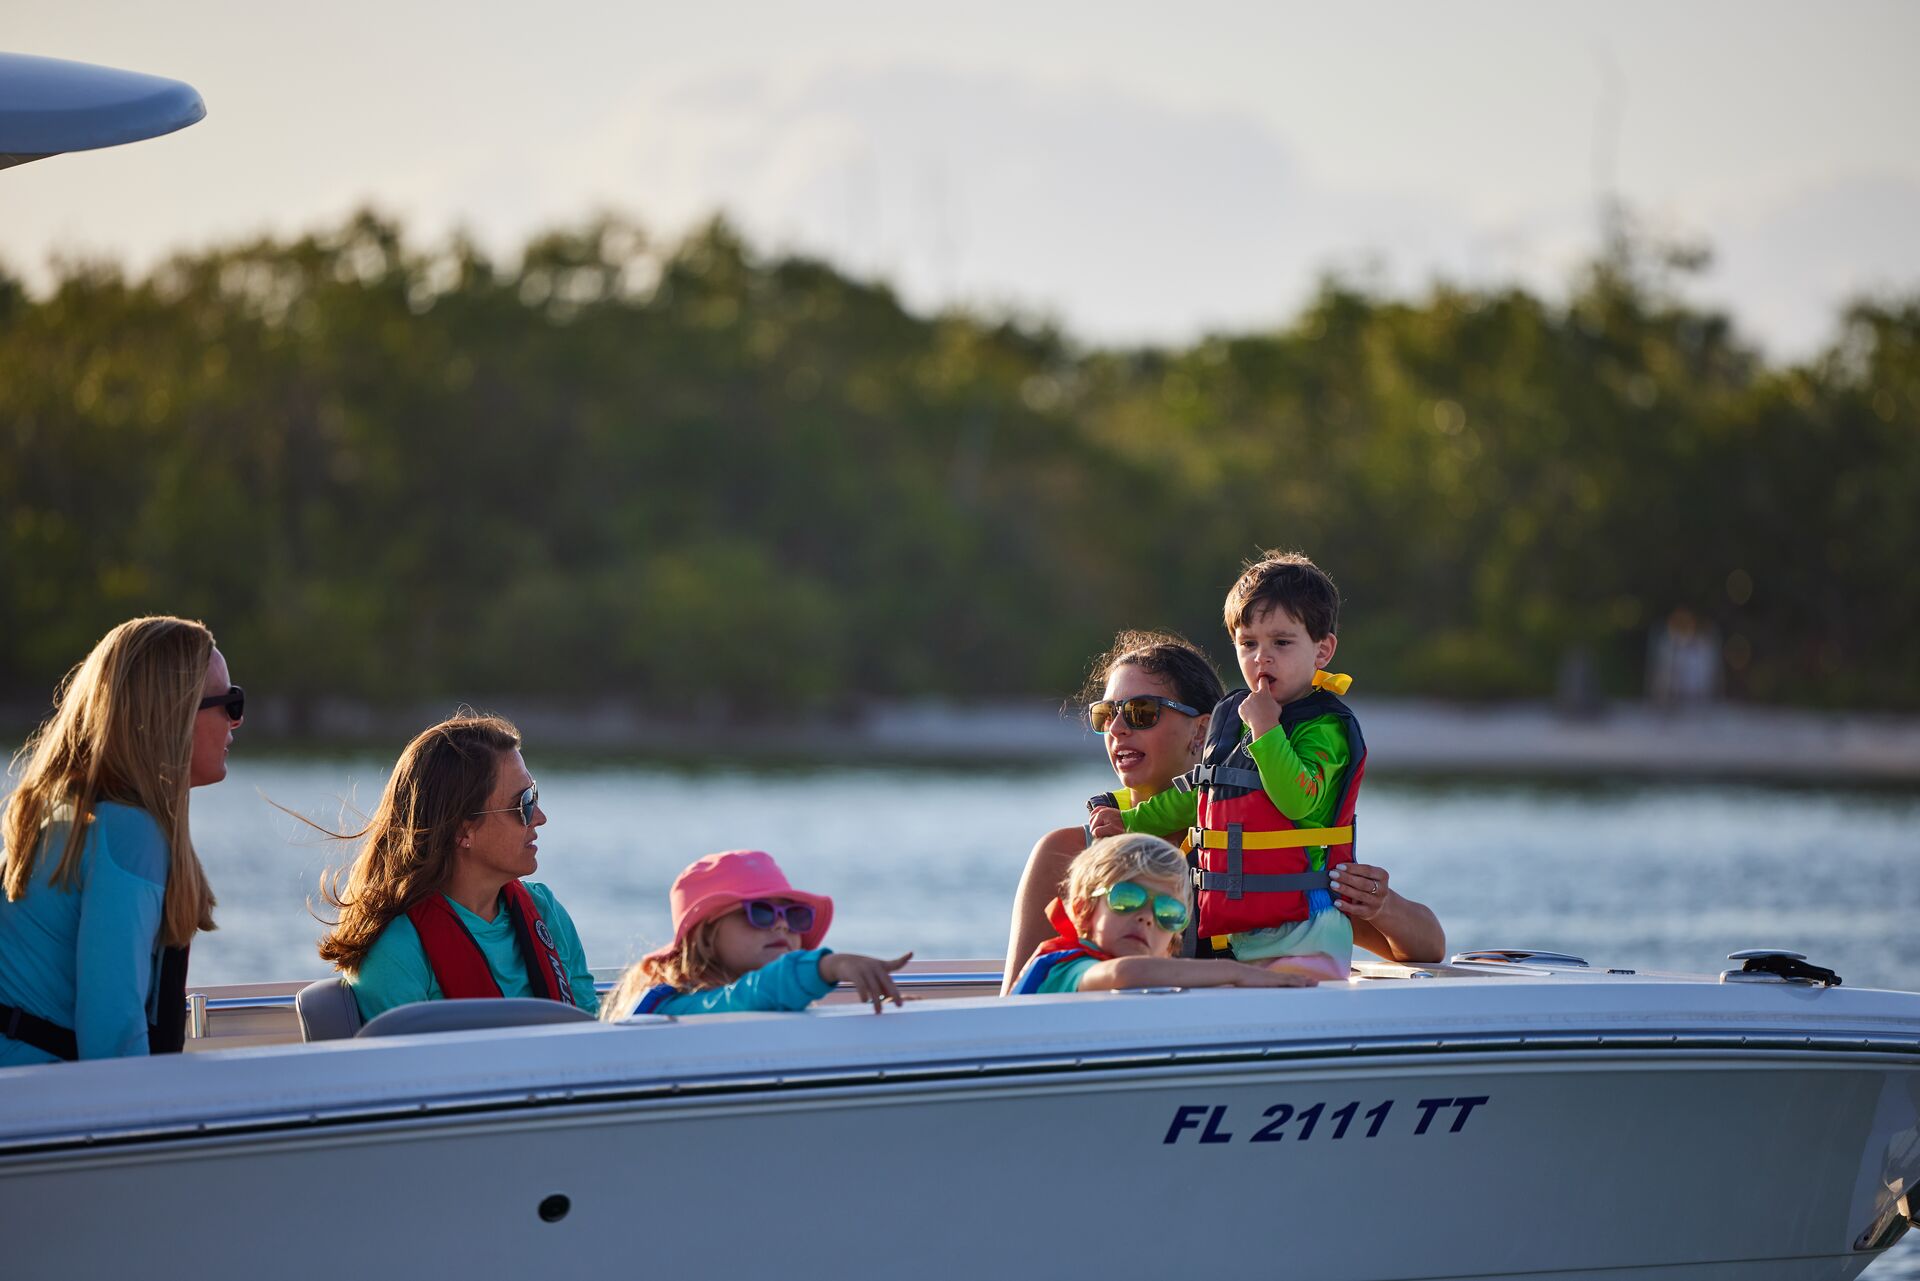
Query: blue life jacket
xmin=1011 ymin=898 xmax=1115 ymax=995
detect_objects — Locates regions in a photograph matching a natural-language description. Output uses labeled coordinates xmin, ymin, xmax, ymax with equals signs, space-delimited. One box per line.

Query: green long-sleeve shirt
xmin=1121 ymin=713 xmax=1350 ymax=837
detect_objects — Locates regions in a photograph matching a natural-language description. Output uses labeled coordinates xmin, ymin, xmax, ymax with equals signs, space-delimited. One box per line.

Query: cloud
xmin=530 ymin=62 xmax=1489 ymax=341
xmin=17 ymin=52 xmax=1913 ymax=361
xmin=1699 ymin=173 xmax=1920 ymax=359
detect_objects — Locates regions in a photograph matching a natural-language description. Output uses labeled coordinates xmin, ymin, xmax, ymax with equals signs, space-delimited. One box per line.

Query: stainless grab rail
xmin=191 ymin=970 xmax=1008 ymax=1016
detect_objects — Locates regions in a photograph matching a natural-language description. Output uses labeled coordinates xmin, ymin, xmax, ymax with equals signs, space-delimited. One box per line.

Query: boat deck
xmin=181 ymin=951 xmax=1751 ymax=1051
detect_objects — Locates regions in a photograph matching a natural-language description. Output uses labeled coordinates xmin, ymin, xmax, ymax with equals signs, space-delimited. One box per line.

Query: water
xmin=191 ymin=756 xmax=1920 ymax=990
xmin=58 ymin=757 xmax=1920 ymax=1274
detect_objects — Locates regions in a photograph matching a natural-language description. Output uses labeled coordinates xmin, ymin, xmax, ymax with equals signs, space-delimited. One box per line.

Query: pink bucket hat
xmin=644 ymin=850 xmax=834 ymax=964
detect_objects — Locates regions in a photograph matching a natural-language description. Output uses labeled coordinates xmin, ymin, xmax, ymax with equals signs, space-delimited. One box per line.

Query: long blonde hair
xmin=3 ymin=616 xmax=218 ymax=948
xmin=599 ymin=917 xmax=736 ymax=1021
xmin=316 ymin=714 xmax=521 ymax=974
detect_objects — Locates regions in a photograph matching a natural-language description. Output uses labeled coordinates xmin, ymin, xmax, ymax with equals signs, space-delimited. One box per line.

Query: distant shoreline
xmin=7 ymin=696 xmax=1917 ymax=784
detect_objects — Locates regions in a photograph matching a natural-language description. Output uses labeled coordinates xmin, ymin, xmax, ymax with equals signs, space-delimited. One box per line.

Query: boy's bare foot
xmin=1264 ymin=953 xmax=1348 ymax=982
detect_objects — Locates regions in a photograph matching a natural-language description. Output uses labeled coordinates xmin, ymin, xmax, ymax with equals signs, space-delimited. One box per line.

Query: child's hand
xmin=1239 ymin=678 xmax=1281 ymax=738
xmin=821 ymin=951 xmax=912 ymax=1011
xmin=1088 ymin=806 xmax=1126 ymax=839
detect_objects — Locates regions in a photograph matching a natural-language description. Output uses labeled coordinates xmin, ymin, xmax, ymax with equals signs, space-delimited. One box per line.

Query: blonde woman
xmin=317 ymin=714 xmax=599 ymax=1022
xmin=1 ymin=616 xmax=241 ymax=1064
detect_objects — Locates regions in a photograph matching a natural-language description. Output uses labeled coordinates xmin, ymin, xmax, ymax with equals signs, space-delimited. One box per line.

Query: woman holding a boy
xmin=1002 ymin=629 xmax=1444 ymax=993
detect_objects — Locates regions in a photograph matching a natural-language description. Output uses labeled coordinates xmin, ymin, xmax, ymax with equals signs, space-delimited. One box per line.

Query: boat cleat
xmin=1720 ymin=948 xmax=1843 ymax=987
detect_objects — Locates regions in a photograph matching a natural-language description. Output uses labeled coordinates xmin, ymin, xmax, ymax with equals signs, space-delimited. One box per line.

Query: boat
xmin=2 ymin=948 xmax=1916 ymax=1279
xmin=6 ymin=48 xmax=1918 ymax=1281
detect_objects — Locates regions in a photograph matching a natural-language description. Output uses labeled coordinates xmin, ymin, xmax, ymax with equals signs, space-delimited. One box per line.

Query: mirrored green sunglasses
xmin=1098 ymin=879 xmax=1191 ymax=933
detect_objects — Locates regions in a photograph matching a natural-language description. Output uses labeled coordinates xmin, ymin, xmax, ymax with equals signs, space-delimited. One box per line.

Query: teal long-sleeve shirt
xmin=648 ymin=948 xmax=836 ymax=1015
xmin=0 ymin=802 xmax=173 ymax=1066
xmin=1121 ymin=713 xmax=1351 ymax=837
xmin=346 ymin=881 xmax=600 ymax=1021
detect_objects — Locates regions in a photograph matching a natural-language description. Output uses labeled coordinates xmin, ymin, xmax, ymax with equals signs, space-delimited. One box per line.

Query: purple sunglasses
xmin=741 ymin=900 xmax=816 ymax=933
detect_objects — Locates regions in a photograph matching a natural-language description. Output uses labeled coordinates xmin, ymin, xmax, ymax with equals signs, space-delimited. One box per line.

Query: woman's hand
xmin=1330 ymin=863 xmax=1393 ymax=921
xmin=821 ymin=951 xmax=911 ymax=1011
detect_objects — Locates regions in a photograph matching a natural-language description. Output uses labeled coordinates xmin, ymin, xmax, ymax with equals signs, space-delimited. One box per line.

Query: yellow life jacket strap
xmin=1192 ymin=825 xmax=1354 ymax=851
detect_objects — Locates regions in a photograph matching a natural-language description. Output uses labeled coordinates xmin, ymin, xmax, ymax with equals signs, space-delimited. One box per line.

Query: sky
xmin=7 ymin=0 xmax=1919 ymax=359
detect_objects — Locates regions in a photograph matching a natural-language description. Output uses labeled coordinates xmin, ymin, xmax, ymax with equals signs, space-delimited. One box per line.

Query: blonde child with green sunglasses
xmin=1009 ymin=835 xmax=1319 ymax=995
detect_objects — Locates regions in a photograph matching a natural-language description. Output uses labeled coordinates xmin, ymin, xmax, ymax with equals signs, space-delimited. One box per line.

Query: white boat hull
xmin=4 ymin=976 xmax=1917 ymax=1279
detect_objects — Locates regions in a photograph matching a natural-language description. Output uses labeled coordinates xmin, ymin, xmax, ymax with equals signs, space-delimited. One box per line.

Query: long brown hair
xmin=315 ymin=714 xmax=520 ymax=974
xmin=3 ymin=616 xmax=219 ymax=948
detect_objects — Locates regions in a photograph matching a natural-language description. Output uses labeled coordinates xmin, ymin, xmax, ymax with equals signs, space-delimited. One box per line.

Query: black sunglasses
xmin=197 ymin=685 xmax=245 ymax=722
xmin=472 ymin=783 xmax=539 ymax=827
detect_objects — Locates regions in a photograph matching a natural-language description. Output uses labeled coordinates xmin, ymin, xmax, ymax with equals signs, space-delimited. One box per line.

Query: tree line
xmin=2 ymin=211 xmax=1915 ymax=716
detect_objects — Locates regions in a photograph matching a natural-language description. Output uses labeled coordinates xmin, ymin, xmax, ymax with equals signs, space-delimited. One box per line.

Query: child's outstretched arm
xmin=1076 ymin=956 xmax=1318 ymax=992
xmin=652 ymin=948 xmax=840 ymax=1015
xmin=821 ymin=951 xmax=911 ymax=1010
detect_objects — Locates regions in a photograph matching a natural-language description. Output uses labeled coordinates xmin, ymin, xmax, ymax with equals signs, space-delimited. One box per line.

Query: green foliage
xmin=2 ymin=211 xmax=1915 ymax=710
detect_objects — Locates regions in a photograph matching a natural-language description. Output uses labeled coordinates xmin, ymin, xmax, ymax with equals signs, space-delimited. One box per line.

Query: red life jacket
xmin=1012 ymin=898 xmax=1116 ymax=995
xmin=405 ymin=880 xmax=574 ymax=1004
xmin=1184 ymin=687 xmax=1367 ymax=941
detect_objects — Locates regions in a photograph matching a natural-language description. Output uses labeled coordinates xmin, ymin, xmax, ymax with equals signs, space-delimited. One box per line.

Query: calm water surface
xmin=191 ymin=756 xmax=1920 ymax=989
xmin=114 ymin=759 xmax=1920 ymax=1276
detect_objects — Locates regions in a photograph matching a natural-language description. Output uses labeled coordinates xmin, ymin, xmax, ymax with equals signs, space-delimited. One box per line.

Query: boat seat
xmin=295 ymin=977 xmax=364 ymax=1042
xmin=356 ymin=998 xmax=597 ymax=1039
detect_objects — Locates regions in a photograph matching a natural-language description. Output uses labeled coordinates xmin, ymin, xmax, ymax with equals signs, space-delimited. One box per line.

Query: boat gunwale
xmin=7 ymin=1023 xmax=1920 ymax=1161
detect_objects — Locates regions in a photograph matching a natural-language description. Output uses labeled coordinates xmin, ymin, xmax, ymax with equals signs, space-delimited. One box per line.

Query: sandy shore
xmin=854 ymin=697 xmax=1920 ymax=782
xmin=9 ymin=693 xmax=1899 ymax=782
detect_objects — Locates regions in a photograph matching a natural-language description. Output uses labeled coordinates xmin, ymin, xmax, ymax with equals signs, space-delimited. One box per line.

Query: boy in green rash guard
xmin=1090 ymin=550 xmax=1361 ymax=977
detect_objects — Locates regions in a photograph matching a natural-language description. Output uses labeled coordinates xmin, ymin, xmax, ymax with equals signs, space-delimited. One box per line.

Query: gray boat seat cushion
xmin=295 ymin=977 xmax=364 ymax=1042
xmin=356 ymin=997 xmax=597 ymax=1038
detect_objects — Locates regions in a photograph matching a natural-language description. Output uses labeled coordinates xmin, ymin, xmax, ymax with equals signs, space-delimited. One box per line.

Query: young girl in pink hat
xmin=601 ymin=850 xmax=909 ymax=1019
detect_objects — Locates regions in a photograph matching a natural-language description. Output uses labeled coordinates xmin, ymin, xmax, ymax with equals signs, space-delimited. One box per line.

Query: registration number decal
xmin=1163 ymin=1097 xmax=1490 ymax=1144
